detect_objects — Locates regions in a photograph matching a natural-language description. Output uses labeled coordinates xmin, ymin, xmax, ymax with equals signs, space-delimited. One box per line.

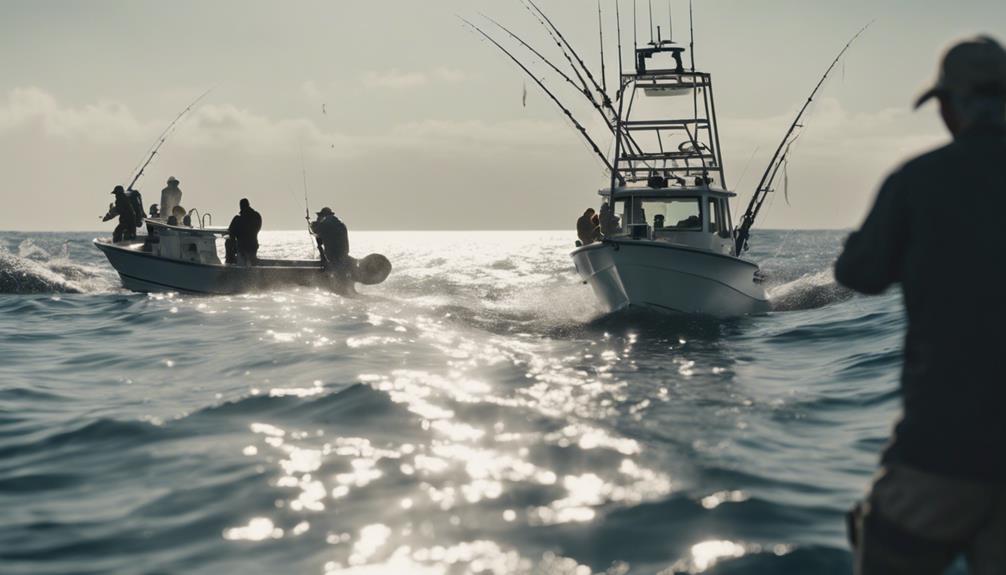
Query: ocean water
xmin=0 ymin=230 xmax=933 ymax=575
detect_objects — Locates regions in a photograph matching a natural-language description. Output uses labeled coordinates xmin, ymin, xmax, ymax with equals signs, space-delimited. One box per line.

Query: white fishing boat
xmin=467 ymin=2 xmax=865 ymax=317
xmin=570 ymin=39 xmax=770 ymax=316
xmin=95 ymin=219 xmax=390 ymax=295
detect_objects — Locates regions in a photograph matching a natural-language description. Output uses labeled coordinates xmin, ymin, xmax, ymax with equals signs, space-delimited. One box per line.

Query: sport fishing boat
xmin=570 ymin=38 xmax=769 ymax=316
xmin=466 ymin=2 xmax=865 ymax=317
xmin=95 ymin=218 xmax=391 ymax=295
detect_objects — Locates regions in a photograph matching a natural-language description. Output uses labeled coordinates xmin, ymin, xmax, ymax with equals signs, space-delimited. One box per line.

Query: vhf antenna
xmin=648 ymin=0 xmax=655 ymax=45
xmin=633 ymin=0 xmax=638 ymax=52
xmin=689 ymin=0 xmax=695 ymax=70
xmin=668 ymin=0 xmax=673 ymax=43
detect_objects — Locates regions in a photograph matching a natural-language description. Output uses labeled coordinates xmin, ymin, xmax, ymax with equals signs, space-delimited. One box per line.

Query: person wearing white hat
xmin=837 ymin=35 xmax=1006 ymax=574
xmin=159 ymin=176 xmax=182 ymax=221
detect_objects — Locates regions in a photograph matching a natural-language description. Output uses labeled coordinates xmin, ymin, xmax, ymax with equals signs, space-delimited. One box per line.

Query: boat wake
xmin=0 ymin=241 xmax=112 ymax=294
xmin=768 ymin=270 xmax=853 ymax=312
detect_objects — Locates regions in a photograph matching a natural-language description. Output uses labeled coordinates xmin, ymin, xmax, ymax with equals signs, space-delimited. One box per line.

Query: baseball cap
xmin=916 ymin=35 xmax=1006 ymax=109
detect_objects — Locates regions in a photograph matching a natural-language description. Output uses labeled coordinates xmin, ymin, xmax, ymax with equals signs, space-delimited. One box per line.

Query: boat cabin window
xmin=708 ymin=198 xmax=732 ymax=238
xmin=631 ymin=197 xmax=702 ymax=231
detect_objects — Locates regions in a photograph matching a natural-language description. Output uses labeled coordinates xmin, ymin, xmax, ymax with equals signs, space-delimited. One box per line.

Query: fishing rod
xmin=734 ymin=21 xmax=872 ymax=255
xmin=482 ymin=13 xmax=639 ymax=151
xmin=480 ymin=5 xmax=652 ymax=178
xmin=483 ymin=15 xmax=591 ymax=108
xmin=598 ymin=0 xmax=607 ymax=96
xmin=518 ymin=0 xmax=603 ymax=114
xmin=460 ymin=17 xmax=621 ymax=182
xmin=524 ymin=0 xmax=613 ymax=107
xmin=299 ymin=145 xmax=324 ymax=259
xmin=125 ymin=88 xmax=213 ymax=191
xmin=616 ymin=0 xmax=625 ymax=84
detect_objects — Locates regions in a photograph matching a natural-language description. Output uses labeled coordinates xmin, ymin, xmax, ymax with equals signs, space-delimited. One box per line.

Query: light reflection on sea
xmin=0 ymin=230 xmax=919 ymax=574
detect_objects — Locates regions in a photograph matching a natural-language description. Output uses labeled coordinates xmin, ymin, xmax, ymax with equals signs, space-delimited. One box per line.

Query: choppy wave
xmin=0 ymin=230 xmax=930 ymax=575
xmin=0 ymin=240 xmax=111 ymax=294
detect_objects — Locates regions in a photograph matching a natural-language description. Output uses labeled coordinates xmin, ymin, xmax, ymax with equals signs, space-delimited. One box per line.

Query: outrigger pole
xmin=460 ymin=17 xmax=621 ymax=182
xmin=126 ymin=88 xmax=213 ymax=191
xmin=734 ymin=22 xmax=872 ymax=255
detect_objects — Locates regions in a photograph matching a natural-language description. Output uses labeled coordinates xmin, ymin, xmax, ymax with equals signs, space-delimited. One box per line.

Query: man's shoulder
xmin=896 ymin=139 xmax=959 ymax=178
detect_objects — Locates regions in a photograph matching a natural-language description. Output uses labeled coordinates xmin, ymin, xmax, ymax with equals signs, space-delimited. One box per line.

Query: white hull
xmin=95 ymin=239 xmax=342 ymax=294
xmin=571 ymin=240 xmax=769 ymax=317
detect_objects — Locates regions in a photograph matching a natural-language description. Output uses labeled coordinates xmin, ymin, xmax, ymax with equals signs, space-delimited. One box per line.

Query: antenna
xmin=633 ymin=0 xmax=638 ymax=52
xmin=689 ymin=0 xmax=695 ymax=70
xmin=648 ymin=0 xmax=654 ymax=45
xmin=668 ymin=0 xmax=673 ymax=42
xmin=598 ymin=0 xmax=607 ymax=96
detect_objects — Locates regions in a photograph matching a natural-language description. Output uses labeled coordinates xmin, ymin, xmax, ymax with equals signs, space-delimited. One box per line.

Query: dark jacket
xmin=835 ymin=122 xmax=1006 ymax=481
xmin=228 ymin=207 xmax=262 ymax=252
xmin=311 ymin=215 xmax=349 ymax=264
xmin=113 ymin=193 xmax=138 ymax=226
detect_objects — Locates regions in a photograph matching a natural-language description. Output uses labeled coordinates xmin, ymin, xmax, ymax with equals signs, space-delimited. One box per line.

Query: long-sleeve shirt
xmin=159 ymin=185 xmax=182 ymax=219
xmin=835 ymin=122 xmax=1006 ymax=481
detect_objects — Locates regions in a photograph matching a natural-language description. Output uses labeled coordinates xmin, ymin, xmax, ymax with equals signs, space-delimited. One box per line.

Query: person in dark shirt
xmin=836 ymin=36 xmax=1006 ymax=575
xmin=102 ymin=185 xmax=139 ymax=243
xmin=310 ymin=207 xmax=349 ymax=269
xmin=226 ymin=198 xmax=262 ymax=265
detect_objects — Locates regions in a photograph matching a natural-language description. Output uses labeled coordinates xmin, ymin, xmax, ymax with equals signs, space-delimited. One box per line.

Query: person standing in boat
xmin=102 ymin=185 xmax=140 ymax=243
xmin=310 ymin=207 xmax=351 ymax=277
xmin=159 ymin=176 xmax=182 ymax=218
xmin=225 ymin=198 xmax=262 ymax=266
xmin=836 ymin=36 xmax=1006 ymax=575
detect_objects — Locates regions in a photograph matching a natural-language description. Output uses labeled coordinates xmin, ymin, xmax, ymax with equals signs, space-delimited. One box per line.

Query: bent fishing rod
xmin=481 ymin=13 xmax=647 ymax=160
xmin=460 ymin=17 xmax=621 ymax=182
xmin=125 ymin=87 xmax=213 ymax=191
xmin=734 ymin=22 xmax=873 ymax=255
xmin=527 ymin=0 xmax=611 ymax=109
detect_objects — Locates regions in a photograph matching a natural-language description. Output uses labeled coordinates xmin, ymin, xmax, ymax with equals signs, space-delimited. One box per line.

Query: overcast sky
xmin=0 ymin=0 xmax=1002 ymax=231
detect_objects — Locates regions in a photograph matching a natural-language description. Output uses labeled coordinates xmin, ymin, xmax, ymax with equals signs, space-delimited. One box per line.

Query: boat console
xmin=144 ymin=220 xmax=226 ymax=265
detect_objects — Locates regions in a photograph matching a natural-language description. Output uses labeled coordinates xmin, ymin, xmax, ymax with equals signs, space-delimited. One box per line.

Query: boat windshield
xmin=614 ymin=197 xmax=702 ymax=232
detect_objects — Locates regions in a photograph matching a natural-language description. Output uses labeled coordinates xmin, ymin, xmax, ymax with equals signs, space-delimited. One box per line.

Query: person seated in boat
xmin=166 ymin=205 xmax=186 ymax=226
xmin=675 ymin=214 xmax=701 ymax=230
xmin=310 ymin=207 xmax=351 ymax=276
xmin=149 ymin=204 xmax=160 ymax=219
xmin=598 ymin=203 xmax=621 ymax=236
xmin=102 ymin=185 xmax=140 ymax=243
xmin=226 ymin=198 xmax=262 ymax=266
xmin=575 ymin=209 xmax=602 ymax=246
xmin=160 ymin=176 xmax=182 ymax=218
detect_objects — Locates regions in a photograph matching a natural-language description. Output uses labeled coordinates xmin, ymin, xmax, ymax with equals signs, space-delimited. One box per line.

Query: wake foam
xmin=0 ymin=242 xmax=111 ymax=294
xmin=768 ymin=270 xmax=853 ymax=312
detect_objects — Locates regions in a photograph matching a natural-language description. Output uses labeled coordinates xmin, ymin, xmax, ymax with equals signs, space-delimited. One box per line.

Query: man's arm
xmin=834 ymin=171 xmax=908 ymax=295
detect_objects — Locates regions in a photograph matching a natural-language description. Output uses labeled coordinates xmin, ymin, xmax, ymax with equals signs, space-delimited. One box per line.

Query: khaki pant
xmin=852 ymin=464 xmax=1006 ymax=575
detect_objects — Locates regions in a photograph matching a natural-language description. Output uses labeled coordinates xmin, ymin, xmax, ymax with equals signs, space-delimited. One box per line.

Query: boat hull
xmin=571 ymin=240 xmax=769 ymax=317
xmin=94 ymin=239 xmax=345 ymax=295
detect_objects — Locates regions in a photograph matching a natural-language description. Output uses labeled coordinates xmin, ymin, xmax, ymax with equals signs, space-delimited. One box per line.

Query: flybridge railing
xmin=610 ymin=67 xmax=726 ymax=189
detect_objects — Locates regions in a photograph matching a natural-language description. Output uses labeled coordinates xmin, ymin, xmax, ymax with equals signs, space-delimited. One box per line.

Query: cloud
xmin=0 ymin=87 xmax=156 ymax=143
xmin=0 ymin=87 xmax=568 ymax=162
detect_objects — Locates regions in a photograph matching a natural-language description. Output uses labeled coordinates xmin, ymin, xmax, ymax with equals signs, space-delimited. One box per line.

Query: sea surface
xmin=0 ymin=230 xmax=940 ymax=575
